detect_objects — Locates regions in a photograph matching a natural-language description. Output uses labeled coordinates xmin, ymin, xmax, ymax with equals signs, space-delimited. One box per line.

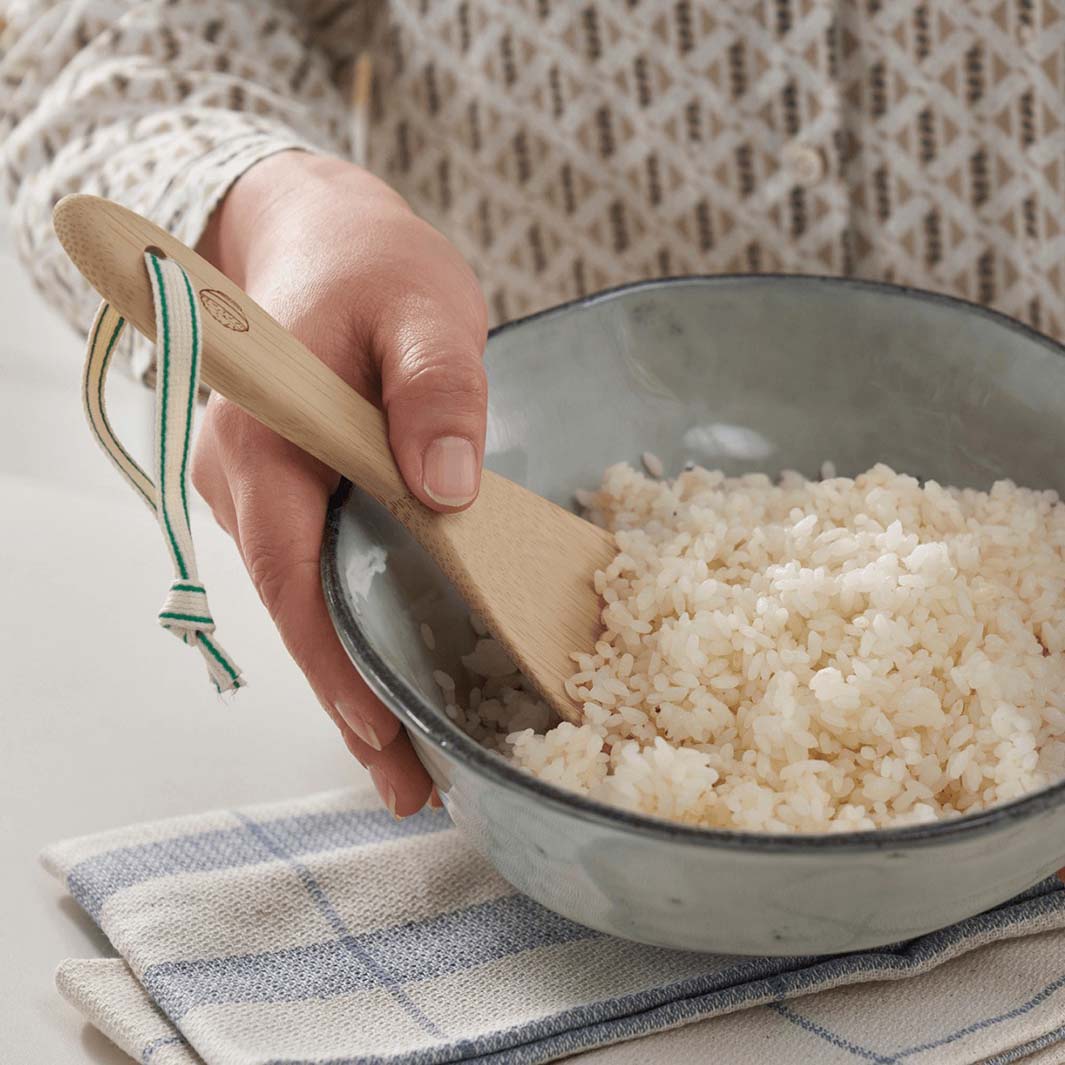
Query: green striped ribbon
xmin=82 ymin=254 xmax=244 ymax=693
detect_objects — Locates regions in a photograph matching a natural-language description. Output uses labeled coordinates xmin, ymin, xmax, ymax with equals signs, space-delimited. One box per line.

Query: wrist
xmin=197 ymin=151 xmax=407 ymax=286
xmin=195 ymin=151 xmax=325 ymax=285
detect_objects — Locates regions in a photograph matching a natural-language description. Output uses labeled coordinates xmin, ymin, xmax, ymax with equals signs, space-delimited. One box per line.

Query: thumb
xmin=376 ymin=284 xmax=489 ymax=513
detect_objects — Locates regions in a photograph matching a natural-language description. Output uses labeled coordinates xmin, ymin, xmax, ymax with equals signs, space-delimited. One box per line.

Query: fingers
xmin=193 ymin=398 xmax=419 ymax=775
xmin=375 ymin=268 xmax=489 ymax=513
xmin=190 ymin=393 xmax=240 ymax=541
xmin=230 ymin=424 xmax=405 ymax=748
xmin=339 ymin=723 xmax=433 ymax=817
xmin=217 ymin=412 xmax=433 ymax=812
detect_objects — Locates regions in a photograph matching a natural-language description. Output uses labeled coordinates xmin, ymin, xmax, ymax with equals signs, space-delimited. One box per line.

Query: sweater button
xmin=783 ymin=142 xmax=825 ymax=187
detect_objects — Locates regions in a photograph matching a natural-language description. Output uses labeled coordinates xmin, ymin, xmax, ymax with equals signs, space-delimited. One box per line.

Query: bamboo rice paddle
xmin=53 ymin=194 xmax=613 ymax=723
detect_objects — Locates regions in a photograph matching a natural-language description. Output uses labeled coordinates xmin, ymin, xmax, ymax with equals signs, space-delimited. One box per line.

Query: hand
xmin=193 ymin=151 xmax=488 ymax=815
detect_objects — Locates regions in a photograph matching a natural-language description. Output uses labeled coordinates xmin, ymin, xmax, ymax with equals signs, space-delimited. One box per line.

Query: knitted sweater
xmin=2 ymin=0 xmax=1063 ymax=379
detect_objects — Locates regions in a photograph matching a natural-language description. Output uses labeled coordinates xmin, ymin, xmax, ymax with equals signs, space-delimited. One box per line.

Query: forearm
xmin=0 ymin=1 xmax=349 ymax=361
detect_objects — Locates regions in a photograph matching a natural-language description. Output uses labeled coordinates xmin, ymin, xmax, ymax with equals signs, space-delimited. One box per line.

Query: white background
xmin=0 ymin=203 xmax=363 ymax=1062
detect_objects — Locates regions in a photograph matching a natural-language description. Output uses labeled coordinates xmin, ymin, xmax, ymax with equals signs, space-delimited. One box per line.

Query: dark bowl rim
xmin=322 ymin=272 xmax=1065 ymax=854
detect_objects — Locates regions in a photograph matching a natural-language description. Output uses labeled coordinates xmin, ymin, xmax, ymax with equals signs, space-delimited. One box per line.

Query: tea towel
xmin=44 ymin=786 xmax=1065 ymax=1065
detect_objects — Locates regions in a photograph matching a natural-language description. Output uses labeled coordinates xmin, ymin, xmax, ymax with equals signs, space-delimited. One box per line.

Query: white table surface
xmin=0 ymin=206 xmax=372 ymax=1063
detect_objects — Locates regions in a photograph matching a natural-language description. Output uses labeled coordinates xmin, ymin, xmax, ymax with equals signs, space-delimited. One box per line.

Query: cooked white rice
xmin=642 ymin=450 xmax=665 ymax=478
xmin=440 ymin=462 xmax=1065 ymax=833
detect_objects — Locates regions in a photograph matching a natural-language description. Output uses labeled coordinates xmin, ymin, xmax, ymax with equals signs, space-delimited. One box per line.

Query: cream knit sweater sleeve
xmin=0 ymin=1 xmax=349 ymax=369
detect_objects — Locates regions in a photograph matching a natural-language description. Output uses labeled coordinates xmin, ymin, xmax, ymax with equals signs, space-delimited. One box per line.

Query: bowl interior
xmin=327 ymin=276 xmax=1065 ymax=792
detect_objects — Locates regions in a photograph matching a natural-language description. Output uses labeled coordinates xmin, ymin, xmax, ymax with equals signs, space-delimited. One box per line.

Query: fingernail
xmin=370 ymin=766 xmax=400 ymax=819
xmin=428 ymin=787 xmax=444 ymax=810
xmin=423 ymin=436 xmax=478 ymax=507
xmin=337 ymin=705 xmax=382 ymax=751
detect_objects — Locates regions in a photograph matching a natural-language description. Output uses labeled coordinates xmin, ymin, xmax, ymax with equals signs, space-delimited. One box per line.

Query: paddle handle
xmin=53 ymin=194 xmax=413 ymax=514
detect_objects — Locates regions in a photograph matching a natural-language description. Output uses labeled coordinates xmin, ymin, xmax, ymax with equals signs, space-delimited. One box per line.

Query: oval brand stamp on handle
xmin=199 ymin=289 xmax=250 ymax=332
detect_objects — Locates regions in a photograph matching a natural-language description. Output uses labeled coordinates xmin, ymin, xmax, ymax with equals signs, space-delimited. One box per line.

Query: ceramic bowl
xmin=322 ymin=275 xmax=1065 ymax=956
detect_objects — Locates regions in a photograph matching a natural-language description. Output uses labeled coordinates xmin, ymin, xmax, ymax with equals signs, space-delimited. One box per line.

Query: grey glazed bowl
xmin=322 ymin=275 xmax=1065 ymax=956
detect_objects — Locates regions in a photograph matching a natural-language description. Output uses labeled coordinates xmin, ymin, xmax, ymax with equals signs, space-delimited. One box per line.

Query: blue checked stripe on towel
xmin=43 ymin=788 xmax=1065 ymax=1065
